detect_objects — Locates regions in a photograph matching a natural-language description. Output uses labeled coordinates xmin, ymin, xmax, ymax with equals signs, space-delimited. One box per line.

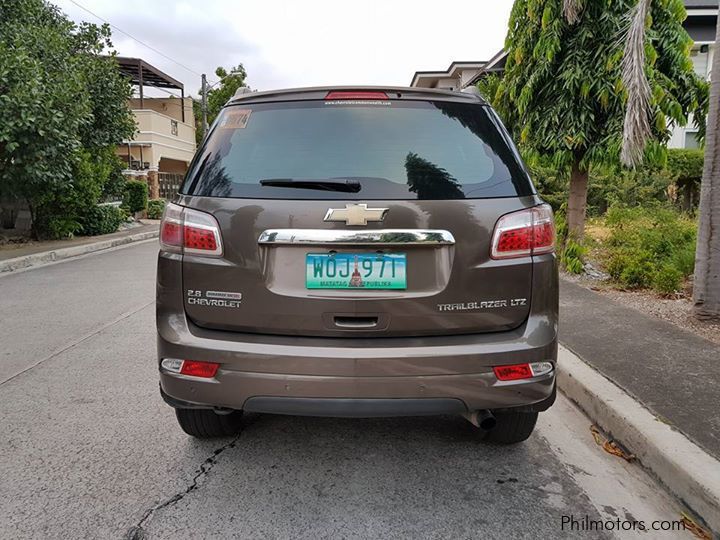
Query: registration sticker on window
xmin=219 ymin=109 xmax=252 ymax=129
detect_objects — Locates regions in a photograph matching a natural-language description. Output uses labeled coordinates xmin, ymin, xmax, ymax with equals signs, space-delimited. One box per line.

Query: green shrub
xmin=653 ymin=264 xmax=684 ymax=295
xmin=81 ymin=205 xmax=125 ymax=236
xmin=561 ymin=239 xmax=586 ymax=274
xmin=666 ymin=148 xmax=704 ymax=183
xmin=527 ymin=162 xmax=568 ymax=212
xmin=601 ymin=206 xmax=696 ymax=293
xmin=123 ymin=180 xmax=148 ymax=214
xmin=667 ymin=148 xmax=704 ymax=211
xmin=588 ymin=167 xmax=675 ymax=215
xmin=147 ymin=199 xmax=166 ymax=220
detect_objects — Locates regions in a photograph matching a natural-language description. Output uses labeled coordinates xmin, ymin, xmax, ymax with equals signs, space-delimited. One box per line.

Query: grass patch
xmin=586 ymin=206 xmax=696 ymax=295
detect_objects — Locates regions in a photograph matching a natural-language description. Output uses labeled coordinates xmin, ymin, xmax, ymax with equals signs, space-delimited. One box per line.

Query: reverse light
xmin=160 ymin=202 xmax=223 ymax=257
xmin=493 ymin=361 xmax=554 ymax=381
xmin=161 ymin=358 xmax=220 ymax=378
xmin=490 ymin=204 xmax=555 ymax=259
xmin=325 ymin=91 xmax=389 ymax=100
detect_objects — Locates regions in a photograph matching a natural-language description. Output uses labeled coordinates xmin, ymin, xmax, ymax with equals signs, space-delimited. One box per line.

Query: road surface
xmin=0 ymin=241 xmax=693 ymax=539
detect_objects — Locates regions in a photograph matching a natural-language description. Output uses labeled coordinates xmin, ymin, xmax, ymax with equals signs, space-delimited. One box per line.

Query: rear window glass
xmin=182 ymin=100 xmax=533 ymax=200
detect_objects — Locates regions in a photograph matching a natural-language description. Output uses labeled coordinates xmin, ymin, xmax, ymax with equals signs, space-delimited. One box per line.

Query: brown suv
xmin=157 ymin=86 xmax=558 ymax=444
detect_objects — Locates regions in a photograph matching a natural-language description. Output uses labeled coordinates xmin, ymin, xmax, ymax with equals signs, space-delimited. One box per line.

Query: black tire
xmin=483 ymin=411 xmax=538 ymax=444
xmin=175 ymin=408 xmax=243 ymax=438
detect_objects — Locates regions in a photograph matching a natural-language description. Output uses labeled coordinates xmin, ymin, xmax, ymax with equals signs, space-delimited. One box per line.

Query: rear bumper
xmin=157 ymin=251 xmax=558 ymax=416
xmin=159 ymin=370 xmax=556 ymax=416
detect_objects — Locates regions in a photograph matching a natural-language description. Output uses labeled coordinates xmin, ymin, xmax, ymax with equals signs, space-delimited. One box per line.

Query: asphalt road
xmin=0 ymin=241 xmax=691 ymax=539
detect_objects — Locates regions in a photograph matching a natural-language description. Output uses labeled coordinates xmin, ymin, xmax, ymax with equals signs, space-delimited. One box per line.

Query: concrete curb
xmin=557 ymin=345 xmax=720 ymax=534
xmin=0 ymin=229 xmax=159 ymax=274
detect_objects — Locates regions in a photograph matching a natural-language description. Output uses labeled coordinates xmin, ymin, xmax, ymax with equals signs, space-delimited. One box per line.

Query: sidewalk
xmin=559 ymin=277 xmax=720 ymax=461
xmin=0 ymin=222 xmax=159 ymax=273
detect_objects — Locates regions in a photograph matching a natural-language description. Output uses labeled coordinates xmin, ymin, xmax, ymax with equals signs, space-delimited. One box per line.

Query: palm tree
xmin=693 ymin=21 xmax=720 ymax=320
xmin=564 ymin=1 xmax=719 ymax=319
xmin=562 ymin=0 xmax=652 ymax=168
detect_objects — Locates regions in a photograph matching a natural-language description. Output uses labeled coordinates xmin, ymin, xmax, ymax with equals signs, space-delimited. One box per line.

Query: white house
xmin=669 ymin=0 xmax=718 ymax=148
xmin=410 ymin=61 xmax=487 ymax=91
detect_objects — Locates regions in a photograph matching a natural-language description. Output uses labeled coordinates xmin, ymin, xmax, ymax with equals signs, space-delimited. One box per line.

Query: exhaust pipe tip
xmin=477 ymin=410 xmax=497 ymax=431
xmin=462 ymin=409 xmax=497 ymax=431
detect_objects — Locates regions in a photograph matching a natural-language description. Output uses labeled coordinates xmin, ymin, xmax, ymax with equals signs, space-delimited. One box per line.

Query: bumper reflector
xmin=493 ymin=363 xmax=533 ymax=381
xmin=493 ymin=362 xmax=554 ymax=381
xmin=161 ymin=358 xmax=220 ymax=378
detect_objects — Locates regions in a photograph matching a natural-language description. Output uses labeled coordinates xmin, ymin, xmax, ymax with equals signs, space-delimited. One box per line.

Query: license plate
xmin=306 ymin=253 xmax=407 ymax=289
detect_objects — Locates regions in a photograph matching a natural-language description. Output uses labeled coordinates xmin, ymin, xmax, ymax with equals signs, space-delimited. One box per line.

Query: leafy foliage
xmin=587 ymin=166 xmax=675 ymax=214
xmin=0 ymin=0 xmax=135 ymax=238
xmin=666 ymin=148 xmax=704 ymax=181
xmin=495 ymin=0 xmax=706 ymax=170
xmin=476 ymin=73 xmax=502 ymax=104
xmin=194 ymin=64 xmax=247 ymax=142
xmin=81 ymin=204 xmax=125 ymax=236
xmin=561 ymin=238 xmax=586 ymax=274
xmin=530 ymin=149 xmax=705 ymax=214
xmin=123 ymin=180 xmax=149 ymax=214
xmin=147 ymin=199 xmax=166 ymax=220
xmin=601 ymin=206 xmax=696 ymax=293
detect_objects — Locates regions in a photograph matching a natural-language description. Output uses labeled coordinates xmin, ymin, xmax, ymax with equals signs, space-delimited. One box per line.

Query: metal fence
xmin=158 ymin=172 xmax=184 ymax=200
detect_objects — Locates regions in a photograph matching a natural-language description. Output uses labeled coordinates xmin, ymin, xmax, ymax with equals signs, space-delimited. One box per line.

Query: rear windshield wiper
xmin=260 ymin=178 xmax=361 ymax=193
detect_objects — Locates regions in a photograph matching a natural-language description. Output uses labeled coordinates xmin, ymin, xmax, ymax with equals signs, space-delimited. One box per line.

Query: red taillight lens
xmin=184 ymin=225 xmax=218 ymax=251
xmin=493 ymin=363 xmax=533 ymax=381
xmin=160 ymin=220 xmax=183 ymax=247
xmin=180 ymin=360 xmax=220 ymax=378
xmin=491 ymin=204 xmax=555 ymax=259
xmin=159 ymin=203 xmax=223 ymax=257
xmin=325 ymin=91 xmax=389 ymax=100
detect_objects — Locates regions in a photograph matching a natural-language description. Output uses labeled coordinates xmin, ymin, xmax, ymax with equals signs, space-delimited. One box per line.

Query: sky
xmin=51 ymin=0 xmax=513 ymax=97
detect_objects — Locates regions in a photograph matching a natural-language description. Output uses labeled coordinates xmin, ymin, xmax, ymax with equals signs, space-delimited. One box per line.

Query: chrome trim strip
xmin=258 ymin=229 xmax=455 ymax=246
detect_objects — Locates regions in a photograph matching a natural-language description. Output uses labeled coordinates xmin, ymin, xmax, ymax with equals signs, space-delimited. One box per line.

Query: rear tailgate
xmin=181 ymin=196 xmax=533 ymax=337
xmin=178 ymin=94 xmax=538 ymax=337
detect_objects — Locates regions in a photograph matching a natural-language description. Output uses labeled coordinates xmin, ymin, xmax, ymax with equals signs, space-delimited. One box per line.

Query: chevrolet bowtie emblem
xmin=324 ymin=204 xmax=389 ymax=226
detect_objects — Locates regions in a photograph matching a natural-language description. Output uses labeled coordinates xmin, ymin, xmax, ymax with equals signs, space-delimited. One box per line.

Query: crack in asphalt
xmin=125 ymin=435 xmax=241 ymax=540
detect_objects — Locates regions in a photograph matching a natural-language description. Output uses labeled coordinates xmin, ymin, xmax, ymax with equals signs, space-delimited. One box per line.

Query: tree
xmin=493 ymin=0 xmax=707 ymax=239
xmin=692 ymin=19 xmax=720 ymax=320
xmin=0 ymin=0 xmax=135 ymax=238
xmin=194 ymin=64 xmax=247 ymax=143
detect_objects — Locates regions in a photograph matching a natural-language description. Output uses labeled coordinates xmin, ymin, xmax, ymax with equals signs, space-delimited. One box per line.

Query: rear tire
xmin=175 ymin=408 xmax=243 ymax=438
xmin=483 ymin=411 xmax=538 ymax=444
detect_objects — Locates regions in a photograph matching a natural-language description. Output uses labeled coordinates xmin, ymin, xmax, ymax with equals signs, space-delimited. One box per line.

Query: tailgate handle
xmin=334 ymin=316 xmax=379 ymax=329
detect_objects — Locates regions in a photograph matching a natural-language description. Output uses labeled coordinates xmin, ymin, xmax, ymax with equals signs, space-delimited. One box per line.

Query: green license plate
xmin=306 ymin=253 xmax=407 ymax=289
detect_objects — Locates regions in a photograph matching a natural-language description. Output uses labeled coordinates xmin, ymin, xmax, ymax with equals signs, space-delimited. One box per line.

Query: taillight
xmin=325 ymin=91 xmax=389 ymax=100
xmin=159 ymin=202 xmax=223 ymax=257
xmin=490 ymin=204 xmax=555 ymax=259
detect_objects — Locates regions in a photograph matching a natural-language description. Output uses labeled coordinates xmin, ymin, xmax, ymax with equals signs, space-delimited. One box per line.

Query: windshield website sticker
xmin=324 ymin=100 xmax=391 ymax=106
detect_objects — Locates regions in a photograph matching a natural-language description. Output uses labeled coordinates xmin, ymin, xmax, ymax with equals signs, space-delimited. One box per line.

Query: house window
xmin=684 ymin=131 xmax=700 ymax=149
xmin=171 ymin=120 xmax=178 ymax=136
